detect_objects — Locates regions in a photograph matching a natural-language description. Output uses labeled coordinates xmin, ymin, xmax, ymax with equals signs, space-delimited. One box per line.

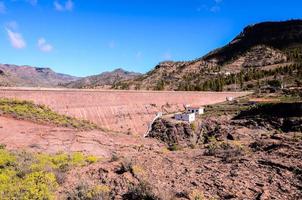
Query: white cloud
xmin=65 ymin=0 xmax=73 ymax=10
xmin=0 ymin=1 xmax=6 ymax=14
xmin=210 ymin=5 xmax=220 ymax=12
xmin=162 ymin=52 xmax=172 ymax=60
xmin=6 ymin=28 xmax=26 ymax=49
xmin=27 ymin=0 xmax=38 ymax=6
xmin=38 ymin=38 xmax=53 ymax=52
xmin=54 ymin=0 xmax=73 ymax=12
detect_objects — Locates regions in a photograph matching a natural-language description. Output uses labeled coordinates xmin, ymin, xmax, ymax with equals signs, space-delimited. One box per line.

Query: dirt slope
xmin=0 ymin=116 xmax=157 ymax=157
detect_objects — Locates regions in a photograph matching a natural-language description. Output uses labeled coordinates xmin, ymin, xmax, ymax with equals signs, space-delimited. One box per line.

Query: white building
xmin=226 ymin=96 xmax=234 ymax=102
xmin=174 ymin=113 xmax=195 ymax=122
xmin=186 ymin=106 xmax=205 ymax=115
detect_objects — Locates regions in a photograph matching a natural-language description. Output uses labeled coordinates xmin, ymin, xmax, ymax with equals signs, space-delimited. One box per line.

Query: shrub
xmin=116 ymin=159 xmax=133 ymax=174
xmin=123 ymin=181 xmax=159 ymax=200
xmin=204 ymin=141 xmax=245 ymax=163
xmin=131 ymin=165 xmax=145 ymax=176
xmin=85 ymin=155 xmax=99 ymax=164
xmin=190 ymin=190 xmax=205 ymax=200
xmin=21 ymin=171 xmax=58 ymax=200
xmin=110 ymin=153 xmax=119 ymax=162
xmin=0 ymin=149 xmax=16 ymax=167
xmin=0 ymin=150 xmax=98 ymax=200
xmin=0 ymin=144 xmax=6 ymax=149
xmin=0 ymin=98 xmax=98 ymax=130
xmin=168 ymin=144 xmax=183 ymax=151
xmin=66 ymin=182 xmax=110 ymax=200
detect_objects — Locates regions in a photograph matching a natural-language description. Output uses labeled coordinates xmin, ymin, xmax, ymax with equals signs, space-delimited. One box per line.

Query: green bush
xmin=66 ymin=182 xmax=110 ymax=200
xmin=168 ymin=143 xmax=183 ymax=151
xmin=0 ymin=98 xmax=98 ymax=130
xmin=0 ymin=147 xmax=99 ymax=199
xmin=123 ymin=181 xmax=159 ymax=200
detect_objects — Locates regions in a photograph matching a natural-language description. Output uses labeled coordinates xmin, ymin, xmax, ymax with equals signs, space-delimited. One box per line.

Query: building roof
xmin=187 ymin=106 xmax=204 ymax=109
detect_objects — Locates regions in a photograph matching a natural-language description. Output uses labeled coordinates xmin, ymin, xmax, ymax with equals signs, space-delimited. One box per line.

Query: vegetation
xmin=0 ymin=147 xmax=99 ymax=199
xmin=177 ymin=63 xmax=302 ymax=91
xmin=66 ymin=182 xmax=110 ymax=200
xmin=234 ymin=102 xmax=302 ymax=119
xmin=202 ymin=97 xmax=251 ymax=117
xmin=0 ymin=98 xmax=98 ymax=130
xmin=204 ymin=140 xmax=245 ymax=163
xmin=123 ymin=181 xmax=159 ymax=200
xmin=154 ymin=80 xmax=165 ymax=90
xmin=167 ymin=143 xmax=183 ymax=151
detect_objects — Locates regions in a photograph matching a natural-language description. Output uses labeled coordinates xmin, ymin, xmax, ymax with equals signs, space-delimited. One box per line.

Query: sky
xmin=0 ymin=0 xmax=301 ymax=77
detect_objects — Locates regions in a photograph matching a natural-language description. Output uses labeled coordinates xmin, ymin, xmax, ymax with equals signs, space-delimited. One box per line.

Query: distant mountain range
xmin=63 ymin=68 xmax=141 ymax=89
xmin=0 ymin=64 xmax=79 ymax=87
xmin=1 ymin=20 xmax=302 ymax=90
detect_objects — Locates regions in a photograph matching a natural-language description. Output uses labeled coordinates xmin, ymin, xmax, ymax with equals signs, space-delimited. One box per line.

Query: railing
xmin=144 ymin=112 xmax=162 ymax=137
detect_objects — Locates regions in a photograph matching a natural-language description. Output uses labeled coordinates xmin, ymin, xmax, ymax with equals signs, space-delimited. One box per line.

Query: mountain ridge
xmin=112 ymin=19 xmax=302 ymax=91
xmin=0 ymin=64 xmax=80 ymax=87
xmin=63 ymin=68 xmax=141 ymax=89
xmin=1 ymin=19 xmax=302 ymax=90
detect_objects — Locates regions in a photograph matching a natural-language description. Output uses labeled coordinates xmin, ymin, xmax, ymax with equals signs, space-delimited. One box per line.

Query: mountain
xmin=64 ymin=68 xmax=141 ymax=89
xmin=0 ymin=64 xmax=79 ymax=87
xmin=113 ymin=20 xmax=302 ymax=91
xmin=203 ymin=20 xmax=302 ymax=64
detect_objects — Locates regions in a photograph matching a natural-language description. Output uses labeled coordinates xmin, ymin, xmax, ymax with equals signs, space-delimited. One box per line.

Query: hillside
xmin=113 ymin=20 xmax=302 ymax=91
xmin=64 ymin=68 xmax=141 ymax=89
xmin=0 ymin=64 xmax=79 ymax=87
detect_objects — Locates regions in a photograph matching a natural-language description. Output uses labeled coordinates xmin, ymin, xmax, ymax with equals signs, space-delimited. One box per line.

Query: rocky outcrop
xmin=234 ymin=102 xmax=302 ymax=132
xmin=148 ymin=119 xmax=196 ymax=147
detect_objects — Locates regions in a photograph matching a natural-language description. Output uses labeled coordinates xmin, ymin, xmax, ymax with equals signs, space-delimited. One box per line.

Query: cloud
xmin=6 ymin=28 xmax=26 ymax=49
xmin=27 ymin=0 xmax=38 ymax=6
xmin=0 ymin=1 xmax=6 ymax=14
xmin=54 ymin=0 xmax=73 ymax=11
xmin=38 ymin=38 xmax=53 ymax=52
xmin=162 ymin=52 xmax=172 ymax=60
xmin=210 ymin=5 xmax=220 ymax=12
xmin=65 ymin=0 xmax=73 ymax=10
xmin=198 ymin=0 xmax=223 ymax=13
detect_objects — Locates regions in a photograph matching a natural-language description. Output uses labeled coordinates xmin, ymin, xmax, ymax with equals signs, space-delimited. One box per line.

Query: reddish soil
xmin=0 ymin=116 xmax=158 ymax=157
xmin=0 ymin=88 xmax=249 ymax=135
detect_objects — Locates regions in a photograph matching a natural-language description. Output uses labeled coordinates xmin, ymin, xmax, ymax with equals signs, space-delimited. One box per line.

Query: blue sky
xmin=0 ymin=0 xmax=301 ymax=77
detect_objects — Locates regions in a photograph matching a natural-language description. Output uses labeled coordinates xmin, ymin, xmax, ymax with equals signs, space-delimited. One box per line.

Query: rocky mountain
xmin=113 ymin=20 xmax=302 ymax=91
xmin=204 ymin=20 xmax=302 ymax=64
xmin=64 ymin=68 xmax=141 ymax=89
xmin=0 ymin=64 xmax=79 ymax=87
